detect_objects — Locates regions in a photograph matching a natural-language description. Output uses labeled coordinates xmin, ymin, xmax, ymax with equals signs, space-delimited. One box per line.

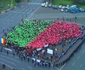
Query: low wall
xmin=55 ymin=35 xmax=85 ymax=66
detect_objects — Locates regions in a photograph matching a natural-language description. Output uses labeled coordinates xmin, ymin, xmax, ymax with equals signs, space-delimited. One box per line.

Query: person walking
xmin=42 ymin=61 xmax=44 ymax=67
xmin=45 ymin=62 xmax=47 ymax=67
xmin=7 ymin=51 xmax=9 ymax=55
xmin=33 ymin=59 xmax=36 ymax=67
xmin=23 ymin=54 xmax=26 ymax=60
xmin=27 ymin=56 xmax=30 ymax=62
xmin=53 ymin=62 xmax=55 ymax=68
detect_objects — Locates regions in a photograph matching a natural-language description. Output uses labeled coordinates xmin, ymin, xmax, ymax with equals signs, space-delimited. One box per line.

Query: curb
xmin=0 ymin=6 xmax=16 ymax=14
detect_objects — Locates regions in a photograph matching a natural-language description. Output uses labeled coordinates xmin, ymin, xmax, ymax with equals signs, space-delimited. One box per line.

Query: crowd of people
xmin=0 ymin=45 xmax=54 ymax=68
xmin=1 ymin=19 xmax=85 ymax=68
xmin=27 ymin=21 xmax=83 ymax=48
xmin=6 ymin=20 xmax=53 ymax=47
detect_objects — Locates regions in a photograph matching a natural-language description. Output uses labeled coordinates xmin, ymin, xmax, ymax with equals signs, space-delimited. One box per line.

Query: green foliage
xmin=15 ymin=0 xmax=21 ymax=3
xmin=73 ymin=0 xmax=85 ymax=5
xmin=52 ymin=0 xmax=72 ymax=5
xmin=0 ymin=8 xmax=6 ymax=12
xmin=52 ymin=0 xmax=85 ymax=8
xmin=0 ymin=0 xmax=16 ymax=6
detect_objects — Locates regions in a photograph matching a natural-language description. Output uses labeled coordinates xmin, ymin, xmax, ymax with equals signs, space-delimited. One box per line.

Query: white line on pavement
xmin=25 ymin=5 xmax=41 ymax=21
xmin=55 ymin=67 xmax=60 ymax=70
xmin=82 ymin=51 xmax=85 ymax=54
xmin=22 ymin=68 xmax=25 ymax=70
xmin=0 ymin=58 xmax=16 ymax=65
xmin=11 ymin=11 xmax=23 ymax=14
xmin=28 ymin=66 xmax=32 ymax=69
xmin=77 ymin=56 xmax=80 ymax=59
xmin=0 ymin=62 xmax=13 ymax=69
xmin=0 ymin=55 xmax=20 ymax=64
xmin=80 ymin=64 xmax=83 ymax=67
xmin=0 ymin=52 xmax=19 ymax=58
xmin=5 ymin=64 xmax=14 ymax=69
xmin=0 ymin=14 xmax=13 ymax=23
xmin=60 ymin=63 xmax=66 ymax=70
xmin=11 ymin=16 xmax=14 ymax=18
xmin=72 ymin=63 xmax=75 ymax=66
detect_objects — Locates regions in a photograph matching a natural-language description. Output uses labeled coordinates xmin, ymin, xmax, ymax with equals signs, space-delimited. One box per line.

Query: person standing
xmin=0 ymin=45 xmax=3 ymax=52
xmin=13 ymin=52 xmax=15 ymax=56
xmin=48 ymin=62 xmax=51 ymax=68
xmin=75 ymin=17 xmax=77 ymax=22
xmin=45 ymin=62 xmax=47 ymax=67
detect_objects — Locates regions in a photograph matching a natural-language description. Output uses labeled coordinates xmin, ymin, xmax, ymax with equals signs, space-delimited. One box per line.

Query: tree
xmin=80 ymin=0 xmax=85 ymax=5
xmin=74 ymin=0 xmax=85 ymax=5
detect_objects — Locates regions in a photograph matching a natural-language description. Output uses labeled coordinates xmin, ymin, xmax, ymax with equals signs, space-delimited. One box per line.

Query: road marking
xmin=22 ymin=68 xmax=25 ymax=70
xmin=11 ymin=16 xmax=14 ymax=18
xmin=82 ymin=51 xmax=85 ymax=54
xmin=28 ymin=66 xmax=32 ymax=69
xmin=5 ymin=64 xmax=14 ymax=69
xmin=72 ymin=63 xmax=75 ymax=66
xmin=0 ymin=58 xmax=16 ymax=65
xmin=0 ymin=55 xmax=20 ymax=64
xmin=77 ymin=56 xmax=80 ymax=59
xmin=0 ymin=14 xmax=13 ymax=23
xmin=60 ymin=63 xmax=66 ymax=70
xmin=25 ymin=5 xmax=41 ymax=21
xmin=0 ymin=52 xmax=19 ymax=58
xmin=55 ymin=67 xmax=60 ymax=70
xmin=0 ymin=62 xmax=13 ymax=69
xmin=80 ymin=64 xmax=82 ymax=67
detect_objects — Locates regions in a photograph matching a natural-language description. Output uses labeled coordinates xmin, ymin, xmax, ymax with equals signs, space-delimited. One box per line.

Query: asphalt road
xmin=0 ymin=41 xmax=85 ymax=70
xmin=0 ymin=0 xmax=43 ymax=38
xmin=26 ymin=7 xmax=85 ymax=26
xmin=61 ymin=41 xmax=85 ymax=70
xmin=0 ymin=51 xmax=57 ymax=70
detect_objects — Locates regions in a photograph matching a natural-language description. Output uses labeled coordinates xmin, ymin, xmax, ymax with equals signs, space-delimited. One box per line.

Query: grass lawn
xmin=0 ymin=8 xmax=6 ymax=12
xmin=0 ymin=0 xmax=16 ymax=6
xmin=53 ymin=0 xmax=73 ymax=5
xmin=78 ymin=5 xmax=85 ymax=9
xmin=0 ymin=0 xmax=16 ymax=12
xmin=52 ymin=0 xmax=85 ymax=9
